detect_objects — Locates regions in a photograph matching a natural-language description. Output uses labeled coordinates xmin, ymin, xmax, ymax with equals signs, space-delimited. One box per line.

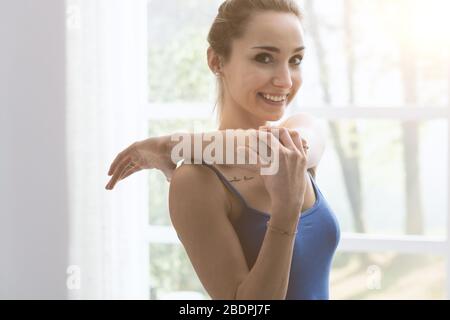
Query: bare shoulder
xmin=168 ymin=163 xmax=231 ymax=222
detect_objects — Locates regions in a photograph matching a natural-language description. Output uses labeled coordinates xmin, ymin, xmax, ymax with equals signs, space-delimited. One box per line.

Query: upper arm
xmin=168 ymin=164 xmax=249 ymax=299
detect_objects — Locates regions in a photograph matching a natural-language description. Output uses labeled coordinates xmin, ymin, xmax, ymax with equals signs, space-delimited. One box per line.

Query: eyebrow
xmin=251 ymin=46 xmax=305 ymax=53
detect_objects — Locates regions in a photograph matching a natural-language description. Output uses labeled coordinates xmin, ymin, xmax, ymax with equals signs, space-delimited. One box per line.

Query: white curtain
xmin=66 ymin=0 xmax=149 ymax=299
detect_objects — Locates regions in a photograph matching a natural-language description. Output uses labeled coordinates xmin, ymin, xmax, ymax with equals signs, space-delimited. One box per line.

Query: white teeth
xmin=261 ymin=93 xmax=287 ymax=102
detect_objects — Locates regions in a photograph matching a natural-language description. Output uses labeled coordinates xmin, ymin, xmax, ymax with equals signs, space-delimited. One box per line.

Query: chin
xmin=261 ymin=111 xmax=284 ymax=122
xmin=268 ymin=114 xmax=284 ymax=121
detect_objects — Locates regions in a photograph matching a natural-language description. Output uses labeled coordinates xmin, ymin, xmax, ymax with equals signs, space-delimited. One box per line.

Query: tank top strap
xmin=201 ymin=161 xmax=250 ymax=208
xmin=307 ymin=169 xmax=323 ymax=199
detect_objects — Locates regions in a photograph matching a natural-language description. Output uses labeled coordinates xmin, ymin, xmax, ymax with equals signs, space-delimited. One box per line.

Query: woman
xmin=106 ymin=0 xmax=340 ymax=300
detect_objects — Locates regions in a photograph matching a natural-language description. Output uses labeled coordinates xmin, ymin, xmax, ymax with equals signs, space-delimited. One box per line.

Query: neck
xmin=218 ymin=99 xmax=269 ymax=130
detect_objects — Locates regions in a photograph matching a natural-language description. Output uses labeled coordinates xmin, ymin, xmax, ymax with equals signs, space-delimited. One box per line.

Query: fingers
xmin=108 ymin=142 xmax=136 ymax=176
xmin=108 ymin=152 xmax=125 ymax=176
xmin=232 ymin=130 xmax=284 ymax=172
xmin=119 ymin=165 xmax=141 ymax=181
xmin=278 ymin=128 xmax=298 ymax=151
xmin=301 ymin=138 xmax=309 ymax=150
xmin=288 ymin=130 xmax=309 ymax=160
xmin=287 ymin=129 xmax=304 ymax=152
xmin=106 ymin=157 xmax=133 ymax=190
xmin=261 ymin=126 xmax=297 ymax=152
xmin=255 ymin=128 xmax=286 ymax=154
xmin=261 ymin=126 xmax=309 ymax=153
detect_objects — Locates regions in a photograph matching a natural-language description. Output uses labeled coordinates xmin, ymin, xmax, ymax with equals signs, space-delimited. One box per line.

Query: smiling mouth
xmin=257 ymin=92 xmax=289 ymax=104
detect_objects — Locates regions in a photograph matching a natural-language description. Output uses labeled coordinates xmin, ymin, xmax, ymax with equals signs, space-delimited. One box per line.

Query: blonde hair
xmin=207 ymin=0 xmax=303 ymax=124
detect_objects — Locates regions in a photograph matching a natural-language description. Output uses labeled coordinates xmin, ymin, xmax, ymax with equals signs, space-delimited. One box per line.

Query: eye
xmin=255 ymin=53 xmax=272 ymax=64
xmin=291 ymin=55 xmax=304 ymax=66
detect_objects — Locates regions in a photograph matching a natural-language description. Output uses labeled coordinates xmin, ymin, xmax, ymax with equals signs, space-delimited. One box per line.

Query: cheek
xmin=283 ymin=74 xmax=302 ymax=104
xmin=292 ymin=73 xmax=303 ymax=91
xmin=298 ymin=73 xmax=303 ymax=86
xmin=293 ymin=68 xmax=303 ymax=84
xmin=239 ymin=70 xmax=266 ymax=97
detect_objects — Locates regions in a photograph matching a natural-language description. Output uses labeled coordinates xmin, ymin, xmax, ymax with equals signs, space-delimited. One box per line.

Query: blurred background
xmin=0 ymin=0 xmax=449 ymax=299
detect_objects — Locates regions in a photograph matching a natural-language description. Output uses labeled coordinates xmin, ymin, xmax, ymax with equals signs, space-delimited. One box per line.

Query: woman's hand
xmin=239 ymin=127 xmax=309 ymax=218
xmin=105 ymin=136 xmax=176 ymax=190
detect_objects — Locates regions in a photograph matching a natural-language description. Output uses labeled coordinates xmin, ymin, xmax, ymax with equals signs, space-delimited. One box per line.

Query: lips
xmin=257 ymin=93 xmax=287 ymax=106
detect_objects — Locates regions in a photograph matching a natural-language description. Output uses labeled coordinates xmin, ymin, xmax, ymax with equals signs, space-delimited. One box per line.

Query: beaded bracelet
xmin=266 ymin=221 xmax=298 ymax=236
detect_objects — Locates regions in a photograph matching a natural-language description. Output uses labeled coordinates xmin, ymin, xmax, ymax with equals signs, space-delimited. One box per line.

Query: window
xmin=147 ymin=0 xmax=450 ymax=299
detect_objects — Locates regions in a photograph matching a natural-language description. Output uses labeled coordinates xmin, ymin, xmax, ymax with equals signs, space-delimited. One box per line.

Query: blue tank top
xmin=203 ymin=163 xmax=340 ymax=300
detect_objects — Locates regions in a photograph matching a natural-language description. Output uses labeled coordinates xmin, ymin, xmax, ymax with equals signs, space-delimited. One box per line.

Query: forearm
xmin=235 ymin=206 xmax=301 ymax=300
xmin=165 ymin=129 xmax=254 ymax=165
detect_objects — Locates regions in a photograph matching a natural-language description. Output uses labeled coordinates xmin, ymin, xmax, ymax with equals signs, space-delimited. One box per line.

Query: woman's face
xmin=221 ymin=11 xmax=305 ymax=122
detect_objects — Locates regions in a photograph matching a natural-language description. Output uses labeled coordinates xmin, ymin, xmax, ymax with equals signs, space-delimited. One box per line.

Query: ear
xmin=207 ymin=47 xmax=222 ymax=74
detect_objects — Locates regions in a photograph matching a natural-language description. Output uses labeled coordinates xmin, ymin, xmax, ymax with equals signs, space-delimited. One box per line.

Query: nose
xmin=272 ymin=64 xmax=293 ymax=89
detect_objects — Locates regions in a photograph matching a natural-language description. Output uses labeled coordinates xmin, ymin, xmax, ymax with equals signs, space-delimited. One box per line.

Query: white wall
xmin=0 ymin=0 xmax=68 ymax=299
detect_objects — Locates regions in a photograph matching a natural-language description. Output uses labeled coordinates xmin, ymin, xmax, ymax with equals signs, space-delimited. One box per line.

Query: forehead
xmin=238 ymin=11 xmax=304 ymax=49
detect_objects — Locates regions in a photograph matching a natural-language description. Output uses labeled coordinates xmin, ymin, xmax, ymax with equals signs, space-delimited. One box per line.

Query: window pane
xmin=317 ymin=119 xmax=448 ymax=236
xmin=147 ymin=0 xmax=222 ymax=103
xmin=148 ymin=118 xmax=216 ymax=225
xmin=150 ymin=243 xmax=210 ymax=300
xmin=297 ymin=0 xmax=449 ymax=109
xmin=331 ymin=252 xmax=446 ymax=299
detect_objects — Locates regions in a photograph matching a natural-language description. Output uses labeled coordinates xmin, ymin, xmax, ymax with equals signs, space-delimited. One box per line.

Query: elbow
xmin=231 ymin=280 xmax=242 ymax=300
xmin=232 ymin=282 xmax=287 ymax=300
